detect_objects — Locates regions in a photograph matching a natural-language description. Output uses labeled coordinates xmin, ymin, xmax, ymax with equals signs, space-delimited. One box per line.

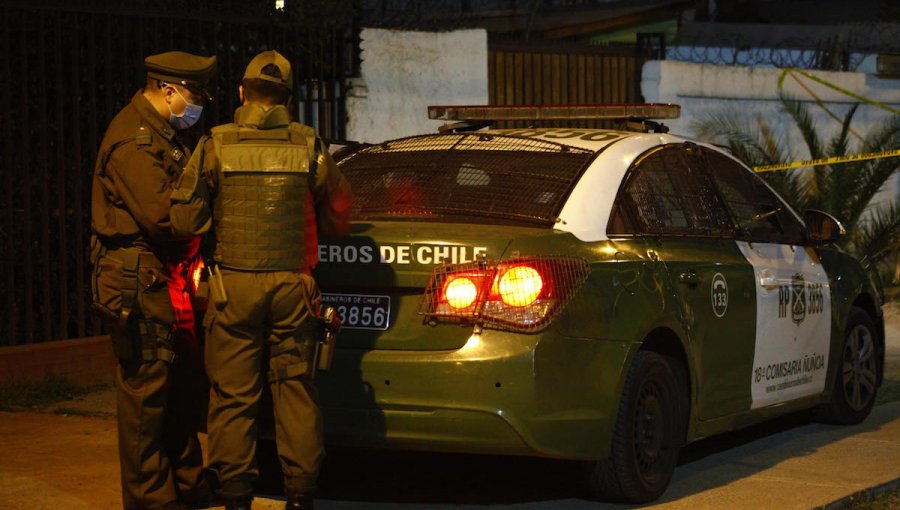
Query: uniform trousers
xmin=204 ymin=268 xmax=324 ymax=499
xmin=116 ymin=355 xmax=206 ymax=509
xmin=100 ymin=252 xmax=206 ymax=510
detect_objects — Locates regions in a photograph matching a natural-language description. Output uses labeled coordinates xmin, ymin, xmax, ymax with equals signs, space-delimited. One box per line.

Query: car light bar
xmin=427 ymin=104 xmax=680 ymax=122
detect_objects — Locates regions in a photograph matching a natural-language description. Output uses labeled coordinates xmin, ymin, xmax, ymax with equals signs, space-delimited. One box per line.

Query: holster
xmin=314 ymin=305 xmax=340 ymax=372
xmin=90 ymin=238 xmax=139 ymax=362
xmin=117 ymin=249 xmax=142 ymax=361
xmin=90 ymin=302 xmax=138 ymax=361
xmin=91 ymin=244 xmax=175 ymax=363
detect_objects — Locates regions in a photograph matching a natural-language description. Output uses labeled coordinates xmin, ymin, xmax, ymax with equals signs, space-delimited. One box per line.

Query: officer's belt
xmin=102 ymin=247 xmax=164 ymax=269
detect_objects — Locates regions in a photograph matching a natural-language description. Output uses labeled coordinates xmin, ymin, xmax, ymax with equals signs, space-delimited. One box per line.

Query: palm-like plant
xmin=691 ymin=95 xmax=900 ymax=285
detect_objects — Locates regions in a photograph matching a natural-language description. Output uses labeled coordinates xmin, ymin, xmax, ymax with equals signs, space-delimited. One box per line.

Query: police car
xmin=312 ymin=104 xmax=885 ymax=503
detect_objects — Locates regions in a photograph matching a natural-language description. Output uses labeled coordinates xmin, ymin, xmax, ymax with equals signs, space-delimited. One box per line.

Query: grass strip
xmin=0 ymin=373 xmax=89 ymax=411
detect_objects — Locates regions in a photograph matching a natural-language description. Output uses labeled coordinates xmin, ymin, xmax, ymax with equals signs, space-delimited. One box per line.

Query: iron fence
xmin=0 ymin=1 xmax=358 ymax=345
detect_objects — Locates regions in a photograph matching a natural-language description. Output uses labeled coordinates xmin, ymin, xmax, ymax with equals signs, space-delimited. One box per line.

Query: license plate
xmin=321 ymin=293 xmax=391 ymax=330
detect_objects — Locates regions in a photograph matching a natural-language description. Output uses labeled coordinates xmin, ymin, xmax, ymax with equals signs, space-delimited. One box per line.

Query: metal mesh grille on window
xmin=624 ymin=149 xmax=731 ymax=236
xmin=707 ymin=151 xmax=805 ymax=244
xmin=337 ymin=134 xmax=595 ymax=226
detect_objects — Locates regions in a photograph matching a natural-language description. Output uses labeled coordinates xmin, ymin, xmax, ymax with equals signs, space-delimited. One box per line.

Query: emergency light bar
xmin=427 ymin=104 xmax=680 ymax=122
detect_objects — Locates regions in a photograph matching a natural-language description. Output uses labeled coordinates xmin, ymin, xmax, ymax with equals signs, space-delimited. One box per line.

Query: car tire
xmin=586 ymin=351 xmax=684 ymax=503
xmin=816 ymin=306 xmax=880 ymax=425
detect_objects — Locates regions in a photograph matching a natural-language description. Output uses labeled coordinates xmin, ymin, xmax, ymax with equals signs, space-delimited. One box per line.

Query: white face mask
xmin=167 ymin=87 xmax=203 ymax=130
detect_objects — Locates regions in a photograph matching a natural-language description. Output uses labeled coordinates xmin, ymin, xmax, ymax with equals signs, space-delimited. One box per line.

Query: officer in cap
xmin=169 ymin=49 xmax=352 ymax=510
xmin=90 ymin=50 xmax=216 ymax=510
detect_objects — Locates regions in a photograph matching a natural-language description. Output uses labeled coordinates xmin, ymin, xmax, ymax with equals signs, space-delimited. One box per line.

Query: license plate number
xmin=321 ymin=293 xmax=391 ymax=330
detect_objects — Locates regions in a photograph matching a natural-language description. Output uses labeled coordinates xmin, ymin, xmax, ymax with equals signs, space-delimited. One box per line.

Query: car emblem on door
xmin=791 ymin=273 xmax=807 ymax=325
xmin=711 ymin=273 xmax=728 ymax=318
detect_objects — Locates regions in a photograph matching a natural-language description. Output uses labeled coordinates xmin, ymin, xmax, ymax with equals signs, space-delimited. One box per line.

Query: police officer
xmin=169 ymin=50 xmax=352 ymax=510
xmin=90 ymin=51 xmax=216 ymax=510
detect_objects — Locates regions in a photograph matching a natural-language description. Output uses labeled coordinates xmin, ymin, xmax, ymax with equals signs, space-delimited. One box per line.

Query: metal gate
xmin=0 ymin=1 xmax=358 ymax=345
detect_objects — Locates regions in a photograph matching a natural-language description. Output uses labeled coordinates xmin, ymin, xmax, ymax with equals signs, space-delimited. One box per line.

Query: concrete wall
xmin=642 ymin=60 xmax=900 ymax=142
xmin=641 ymin=60 xmax=900 ymax=205
xmin=345 ymin=34 xmax=897 ymax=189
xmin=346 ymin=28 xmax=489 ymax=143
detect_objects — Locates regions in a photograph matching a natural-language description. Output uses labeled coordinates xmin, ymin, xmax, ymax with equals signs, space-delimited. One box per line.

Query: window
xmin=337 ymin=134 xmax=595 ymax=226
xmin=703 ymin=149 xmax=805 ymax=245
xmin=608 ymin=145 xmax=732 ymax=237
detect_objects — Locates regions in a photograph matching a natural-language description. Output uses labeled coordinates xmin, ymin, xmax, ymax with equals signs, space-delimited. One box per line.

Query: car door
xmin=702 ymin=148 xmax=832 ymax=410
xmin=608 ymin=143 xmax=757 ymax=420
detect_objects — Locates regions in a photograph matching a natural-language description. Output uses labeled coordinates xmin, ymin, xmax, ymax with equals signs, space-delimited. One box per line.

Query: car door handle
xmin=679 ymin=271 xmax=700 ymax=285
xmin=759 ymin=275 xmax=779 ymax=290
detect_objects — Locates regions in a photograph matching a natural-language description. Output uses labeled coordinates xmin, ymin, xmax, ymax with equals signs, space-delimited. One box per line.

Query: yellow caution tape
xmin=781 ymin=68 xmax=900 ymax=116
xmin=753 ymin=148 xmax=900 ymax=173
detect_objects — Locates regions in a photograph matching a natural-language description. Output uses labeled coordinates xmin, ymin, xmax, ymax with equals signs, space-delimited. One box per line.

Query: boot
xmin=179 ymin=476 xmax=220 ymax=509
xmin=285 ymin=492 xmax=314 ymax=510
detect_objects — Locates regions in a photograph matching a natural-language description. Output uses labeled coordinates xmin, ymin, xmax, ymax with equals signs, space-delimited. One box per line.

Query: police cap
xmin=243 ymin=50 xmax=292 ymax=90
xmin=145 ymin=51 xmax=217 ymax=100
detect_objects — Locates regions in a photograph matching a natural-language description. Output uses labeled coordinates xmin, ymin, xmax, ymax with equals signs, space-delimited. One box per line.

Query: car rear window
xmin=336 ymin=133 xmax=596 ymax=226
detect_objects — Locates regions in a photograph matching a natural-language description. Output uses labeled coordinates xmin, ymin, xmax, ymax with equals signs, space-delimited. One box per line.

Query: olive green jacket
xmin=91 ymin=91 xmax=196 ymax=258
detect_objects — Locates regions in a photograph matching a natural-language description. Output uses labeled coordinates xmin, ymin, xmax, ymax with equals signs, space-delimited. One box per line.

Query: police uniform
xmin=169 ymin=50 xmax=352 ymax=510
xmin=90 ymin=51 xmax=216 ymax=510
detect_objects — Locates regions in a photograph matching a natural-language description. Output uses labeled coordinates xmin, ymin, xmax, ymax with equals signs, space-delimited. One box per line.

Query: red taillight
xmin=443 ymin=275 xmax=478 ymax=309
xmin=423 ymin=256 xmax=589 ymax=331
xmin=495 ymin=265 xmax=543 ymax=307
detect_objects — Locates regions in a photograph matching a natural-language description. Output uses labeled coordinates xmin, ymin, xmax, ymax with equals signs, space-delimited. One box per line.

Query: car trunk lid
xmin=314 ymin=221 xmax=546 ymax=350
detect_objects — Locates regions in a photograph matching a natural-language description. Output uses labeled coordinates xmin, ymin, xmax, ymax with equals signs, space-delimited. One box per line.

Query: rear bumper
xmin=322 ymin=405 xmax=533 ymax=455
xmin=317 ymin=328 xmax=633 ymax=460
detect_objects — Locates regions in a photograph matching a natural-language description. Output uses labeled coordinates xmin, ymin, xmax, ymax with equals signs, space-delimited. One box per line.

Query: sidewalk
xmin=311 ymin=403 xmax=900 ymax=510
xmin=1 ymin=401 xmax=897 ymax=510
xmin=1 ymin=305 xmax=897 ymax=510
xmin=650 ymin=401 xmax=900 ymax=510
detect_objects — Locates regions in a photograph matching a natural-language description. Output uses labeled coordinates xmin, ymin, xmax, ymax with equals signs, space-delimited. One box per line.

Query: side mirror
xmin=803 ymin=209 xmax=845 ymax=245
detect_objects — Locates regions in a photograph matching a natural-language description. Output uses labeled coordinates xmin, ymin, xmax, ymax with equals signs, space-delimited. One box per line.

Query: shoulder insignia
xmin=171 ymin=148 xmax=184 ymax=162
xmin=135 ymin=126 xmax=152 ymax=146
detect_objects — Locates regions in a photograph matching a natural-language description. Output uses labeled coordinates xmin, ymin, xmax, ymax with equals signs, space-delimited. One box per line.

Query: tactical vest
xmin=211 ymin=123 xmax=314 ymax=271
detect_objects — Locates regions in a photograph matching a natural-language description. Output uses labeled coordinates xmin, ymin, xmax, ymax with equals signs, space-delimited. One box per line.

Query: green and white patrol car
xmin=312 ymin=105 xmax=885 ymax=503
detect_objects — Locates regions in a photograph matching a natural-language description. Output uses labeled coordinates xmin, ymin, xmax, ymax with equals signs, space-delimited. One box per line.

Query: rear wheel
xmin=817 ymin=306 xmax=880 ymax=425
xmin=586 ymin=351 xmax=685 ymax=503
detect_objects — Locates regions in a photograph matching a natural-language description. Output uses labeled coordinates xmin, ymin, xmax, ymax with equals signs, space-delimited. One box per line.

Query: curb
xmin=820 ymin=476 xmax=900 ymax=509
xmin=0 ymin=336 xmax=116 ymax=386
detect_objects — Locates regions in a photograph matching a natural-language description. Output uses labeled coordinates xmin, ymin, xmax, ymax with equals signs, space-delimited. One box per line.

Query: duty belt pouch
xmin=208 ymin=265 xmax=228 ymax=310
